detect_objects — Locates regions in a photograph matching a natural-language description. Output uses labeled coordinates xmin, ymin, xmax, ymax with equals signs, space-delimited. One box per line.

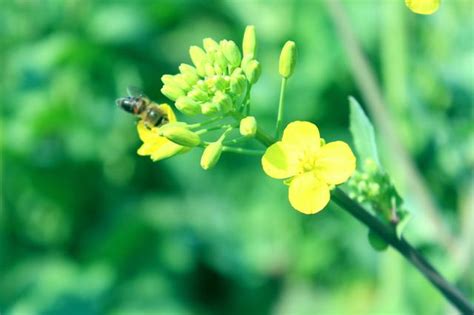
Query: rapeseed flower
xmin=262 ymin=121 xmax=356 ymax=214
xmin=136 ymin=104 xmax=189 ymax=161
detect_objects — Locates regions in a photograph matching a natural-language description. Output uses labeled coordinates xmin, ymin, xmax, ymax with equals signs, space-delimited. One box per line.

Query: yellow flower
xmin=405 ymin=0 xmax=440 ymax=15
xmin=261 ymin=121 xmax=356 ymax=214
xmin=136 ymin=104 xmax=189 ymax=161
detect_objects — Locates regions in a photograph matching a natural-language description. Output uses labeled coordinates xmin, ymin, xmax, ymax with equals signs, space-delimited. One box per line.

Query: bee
xmin=116 ymin=86 xmax=169 ymax=128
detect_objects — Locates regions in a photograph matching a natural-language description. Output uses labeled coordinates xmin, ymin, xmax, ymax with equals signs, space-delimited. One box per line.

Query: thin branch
xmin=331 ymin=188 xmax=474 ymax=314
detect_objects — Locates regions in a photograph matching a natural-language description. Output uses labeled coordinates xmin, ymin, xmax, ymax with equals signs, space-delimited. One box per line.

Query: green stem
xmin=222 ymin=146 xmax=264 ymax=156
xmin=275 ymin=77 xmax=288 ymax=139
xmin=196 ymin=124 xmax=237 ymax=135
xmin=331 ymin=188 xmax=474 ymax=314
xmin=245 ymin=86 xmax=252 ymax=115
xmin=188 ymin=115 xmax=225 ymax=129
xmin=223 ymin=136 xmax=248 ymax=146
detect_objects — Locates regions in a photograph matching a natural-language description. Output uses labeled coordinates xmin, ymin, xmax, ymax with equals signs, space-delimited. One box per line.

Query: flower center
xmin=297 ymin=149 xmax=317 ymax=174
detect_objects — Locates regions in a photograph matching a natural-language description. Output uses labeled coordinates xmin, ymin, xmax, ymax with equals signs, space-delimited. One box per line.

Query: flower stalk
xmin=275 ymin=77 xmax=287 ymax=139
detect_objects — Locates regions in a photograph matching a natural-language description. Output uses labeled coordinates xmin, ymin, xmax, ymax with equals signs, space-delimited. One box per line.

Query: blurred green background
xmin=1 ymin=0 xmax=473 ymax=314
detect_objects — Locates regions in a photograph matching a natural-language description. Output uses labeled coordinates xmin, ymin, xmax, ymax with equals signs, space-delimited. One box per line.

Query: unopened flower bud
xmin=213 ymin=91 xmax=233 ymax=112
xmin=230 ymin=74 xmax=247 ymax=95
xmin=239 ymin=116 xmax=257 ymax=137
xmin=214 ymin=64 xmax=223 ymax=75
xmin=367 ymin=183 xmax=380 ymax=197
xmin=189 ymin=46 xmax=208 ymax=76
xmin=279 ymin=41 xmax=296 ymax=78
xmin=357 ymin=181 xmax=368 ymax=192
xmin=242 ymin=25 xmax=257 ymax=58
xmin=161 ymin=74 xmax=191 ymax=92
xmin=187 ymin=88 xmax=208 ymax=102
xmin=179 ymin=63 xmax=200 ymax=85
xmin=214 ymin=76 xmax=228 ymax=90
xmin=243 ymin=59 xmax=261 ymax=84
xmin=203 ymin=37 xmax=220 ymax=52
xmin=240 ymin=55 xmax=252 ymax=70
xmin=201 ymin=102 xmax=220 ymax=115
xmin=161 ymin=84 xmax=185 ymax=101
xmin=205 ymin=64 xmax=215 ymax=77
xmin=200 ymin=141 xmax=223 ymax=170
xmin=159 ymin=124 xmax=201 ymax=147
xmin=214 ymin=51 xmax=228 ymax=73
xmin=220 ymin=40 xmax=241 ymax=67
xmin=175 ymin=96 xmax=201 ymax=115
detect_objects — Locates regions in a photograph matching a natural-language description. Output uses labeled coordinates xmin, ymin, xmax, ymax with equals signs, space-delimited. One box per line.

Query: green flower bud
xmin=243 ymin=59 xmax=261 ymax=84
xmin=357 ymin=181 xmax=368 ymax=192
xmin=214 ymin=64 xmax=223 ymax=75
xmin=161 ymin=74 xmax=191 ymax=92
xmin=214 ymin=51 xmax=228 ymax=73
xmin=205 ymin=64 xmax=216 ymax=77
xmin=214 ymin=76 xmax=228 ymax=90
xmin=240 ymin=55 xmax=252 ymax=70
xmin=196 ymin=80 xmax=209 ymax=92
xmin=230 ymin=74 xmax=247 ymax=95
xmin=279 ymin=41 xmax=296 ymax=78
xmin=161 ymin=84 xmax=185 ymax=101
xmin=231 ymin=67 xmax=243 ymax=77
xmin=201 ymin=102 xmax=220 ymax=115
xmin=175 ymin=96 xmax=201 ymax=116
xmin=213 ymin=91 xmax=233 ymax=112
xmin=367 ymin=183 xmax=380 ymax=197
xmin=242 ymin=25 xmax=257 ymax=58
xmin=203 ymin=37 xmax=220 ymax=53
xmin=368 ymin=230 xmax=388 ymax=251
xmin=200 ymin=141 xmax=223 ymax=170
xmin=159 ymin=124 xmax=201 ymax=147
xmin=220 ymin=40 xmax=241 ymax=67
xmin=239 ymin=116 xmax=257 ymax=137
xmin=187 ymin=88 xmax=208 ymax=102
xmin=179 ymin=63 xmax=200 ymax=85
xmin=189 ymin=46 xmax=208 ymax=76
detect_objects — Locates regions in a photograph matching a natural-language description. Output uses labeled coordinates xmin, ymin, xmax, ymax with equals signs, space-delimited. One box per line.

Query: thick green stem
xmin=275 ymin=78 xmax=288 ymax=139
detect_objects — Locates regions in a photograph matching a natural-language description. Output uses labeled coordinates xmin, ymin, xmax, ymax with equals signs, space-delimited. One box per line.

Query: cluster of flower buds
xmin=160 ymin=26 xmax=260 ymax=116
xmin=348 ymin=159 xmax=405 ymax=224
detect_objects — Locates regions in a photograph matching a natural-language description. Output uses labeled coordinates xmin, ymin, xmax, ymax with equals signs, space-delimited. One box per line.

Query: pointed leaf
xmin=349 ymin=96 xmax=382 ymax=168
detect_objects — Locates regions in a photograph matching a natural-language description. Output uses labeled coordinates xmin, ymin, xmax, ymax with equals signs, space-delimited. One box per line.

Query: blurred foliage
xmin=1 ymin=0 xmax=473 ymax=314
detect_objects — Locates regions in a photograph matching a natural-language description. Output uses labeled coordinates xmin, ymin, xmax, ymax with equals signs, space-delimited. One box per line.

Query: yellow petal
xmin=315 ymin=141 xmax=356 ymax=185
xmin=288 ymin=172 xmax=330 ymax=214
xmin=137 ymin=121 xmax=160 ymax=142
xmin=282 ymin=121 xmax=320 ymax=152
xmin=159 ymin=103 xmax=177 ymax=122
xmin=261 ymin=142 xmax=298 ymax=179
xmin=405 ymin=0 xmax=440 ymax=15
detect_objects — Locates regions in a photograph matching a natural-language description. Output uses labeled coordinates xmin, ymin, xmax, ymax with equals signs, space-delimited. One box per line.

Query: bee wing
xmin=127 ymin=85 xmax=145 ymax=97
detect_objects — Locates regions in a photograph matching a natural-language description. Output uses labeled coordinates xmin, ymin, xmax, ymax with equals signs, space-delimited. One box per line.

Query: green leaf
xmin=349 ymin=97 xmax=382 ymax=168
xmin=368 ymin=229 xmax=388 ymax=251
xmin=396 ymin=210 xmax=412 ymax=238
